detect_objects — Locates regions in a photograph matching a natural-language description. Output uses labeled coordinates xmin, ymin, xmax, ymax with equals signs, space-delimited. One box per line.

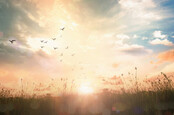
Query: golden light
xmin=78 ymin=85 xmax=94 ymax=94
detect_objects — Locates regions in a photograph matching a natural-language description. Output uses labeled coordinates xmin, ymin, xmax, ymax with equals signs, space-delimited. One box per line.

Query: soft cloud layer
xmin=0 ymin=0 xmax=43 ymax=43
xmin=118 ymin=0 xmax=162 ymax=33
xmin=158 ymin=49 xmax=174 ymax=63
xmin=118 ymin=44 xmax=152 ymax=55
xmin=116 ymin=34 xmax=130 ymax=39
xmin=149 ymin=39 xmax=173 ymax=46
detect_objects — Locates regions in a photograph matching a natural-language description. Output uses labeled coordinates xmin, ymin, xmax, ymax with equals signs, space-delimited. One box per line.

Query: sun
xmin=78 ymin=85 xmax=94 ymax=94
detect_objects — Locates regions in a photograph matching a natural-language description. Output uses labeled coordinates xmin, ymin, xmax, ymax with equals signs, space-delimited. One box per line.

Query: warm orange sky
xmin=0 ymin=0 xmax=174 ymax=91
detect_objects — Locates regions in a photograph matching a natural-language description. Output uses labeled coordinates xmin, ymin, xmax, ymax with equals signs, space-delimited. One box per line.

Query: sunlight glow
xmin=78 ymin=85 xmax=94 ymax=94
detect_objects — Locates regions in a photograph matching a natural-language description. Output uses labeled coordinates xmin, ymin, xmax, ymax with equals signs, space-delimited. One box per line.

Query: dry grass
xmin=0 ymin=72 xmax=174 ymax=115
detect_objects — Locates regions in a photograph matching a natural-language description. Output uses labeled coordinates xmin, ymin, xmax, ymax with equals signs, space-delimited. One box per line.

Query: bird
xmin=53 ymin=47 xmax=58 ymax=50
xmin=65 ymin=46 xmax=68 ymax=49
xmin=44 ymin=41 xmax=48 ymax=43
xmin=52 ymin=38 xmax=56 ymax=40
xmin=9 ymin=40 xmax=16 ymax=44
xmin=41 ymin=40 xmax=44 ymax=43
xmin=60 ymin=27 xmax=65 ymax=31
xmin=41 ymin=46 xmax=44 ymax=48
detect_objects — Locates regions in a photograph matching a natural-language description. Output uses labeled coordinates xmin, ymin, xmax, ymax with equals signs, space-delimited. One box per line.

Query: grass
xmin=0 ymin=72 xmax=174 ymax=115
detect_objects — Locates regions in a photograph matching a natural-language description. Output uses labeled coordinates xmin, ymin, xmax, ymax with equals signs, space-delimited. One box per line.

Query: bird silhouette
xmin=41 ymin=40 xmax=44 ymax=43
xmin=41 ymin=46 xmax=44 ymax=48
xmin=9 ymin=40 xmax=16 ymax=44
xmin=52 ymin=38 xmax=56 ymax=40
xmin=53 ymin=47 xmax=58 ymax=50
xmin=44 ymin=41 xmax=48 ymax=43
xmin=60 ymin=27 xmax=65 ymax=31
xmin=65 ymin=46 xmax=68 ymax=49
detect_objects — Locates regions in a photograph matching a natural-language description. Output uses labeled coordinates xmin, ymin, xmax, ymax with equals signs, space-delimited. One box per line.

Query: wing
xmin=60 ymin=27 xmax=65 ymax=31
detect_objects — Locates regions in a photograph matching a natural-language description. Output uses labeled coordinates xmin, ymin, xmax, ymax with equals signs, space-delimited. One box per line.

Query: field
xmin=1 ymin=0 xmax=174 ymax=115
xmin=0 ymin=73 xmax=174 ymax=115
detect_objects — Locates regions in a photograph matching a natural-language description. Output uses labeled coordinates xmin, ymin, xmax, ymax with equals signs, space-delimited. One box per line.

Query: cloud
xmin=118 ymin=44 xmax=152 ymax=55
xmin=119 ymin=0 xmax=156 ymax=9
xmin=0 ymin=43 xmax=50 ymax=67
xmin=149 ymin=39 xmax=173 ymax=46
xmin=0 ymin=0 xmax=43 ymax=44
xmin=57 ymin=0 xmax=120 ymax=23
xmin=118 ymin=0 xmax=162 ymax=25
xmin=116 ymin=34 xmax=130 ymax=39
xmin=153 ymin=31 xmax=167 ymax=39
xmin=112 ymin=34 xmax=152 ymax=55
xmin=0 ymin=43 xmax=31 ymax=64
xmin=111 ymin=34 xmax=130 ymax=47
xmin=133 ymin=34 xmax=138 ymax=39
xmin=0 ymin=0 xmax=51 ymax=70
xmin=142 ymin=37 xmax=148 ymax=40
xmin=158 ymin=49 xmax=174 ymax=63
xmin=74 ymin=0 xmax=119 ymax=17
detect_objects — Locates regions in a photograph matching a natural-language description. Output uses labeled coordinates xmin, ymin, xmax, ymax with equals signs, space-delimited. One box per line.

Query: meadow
xmin=0 ymin=72 xmax=174 ymax=115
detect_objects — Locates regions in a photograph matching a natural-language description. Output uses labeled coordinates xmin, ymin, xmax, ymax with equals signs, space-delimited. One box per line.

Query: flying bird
xmin=52 ymin=38 xmax=56 ymax=40
xmin=41 ymin=40 xmax=44 ymax=43
xmin=44 ymin=41 xmax=48 ymax=43
xmin=41 ymin=46 xmax=44 ymax=48
xmin=60 ymin=27 xmax=65 ymax=31
xmin=9 ymin=40 xmax=16 ymax=44
xmin=53 ymin=47 xmax=58 ymax=50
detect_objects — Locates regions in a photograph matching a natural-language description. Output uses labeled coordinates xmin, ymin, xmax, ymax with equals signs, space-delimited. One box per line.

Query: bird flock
xmin=39 ymin=27 xmax=65 ymax=50
xmin=7 ymin=26 xmax=99 ymax=81
xmin=8 ymin=27 xmax=75 ymax=63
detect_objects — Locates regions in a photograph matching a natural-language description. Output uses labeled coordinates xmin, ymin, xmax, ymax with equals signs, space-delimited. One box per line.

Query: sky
xmin=0 ymin=0 xmax=174 ymax=91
